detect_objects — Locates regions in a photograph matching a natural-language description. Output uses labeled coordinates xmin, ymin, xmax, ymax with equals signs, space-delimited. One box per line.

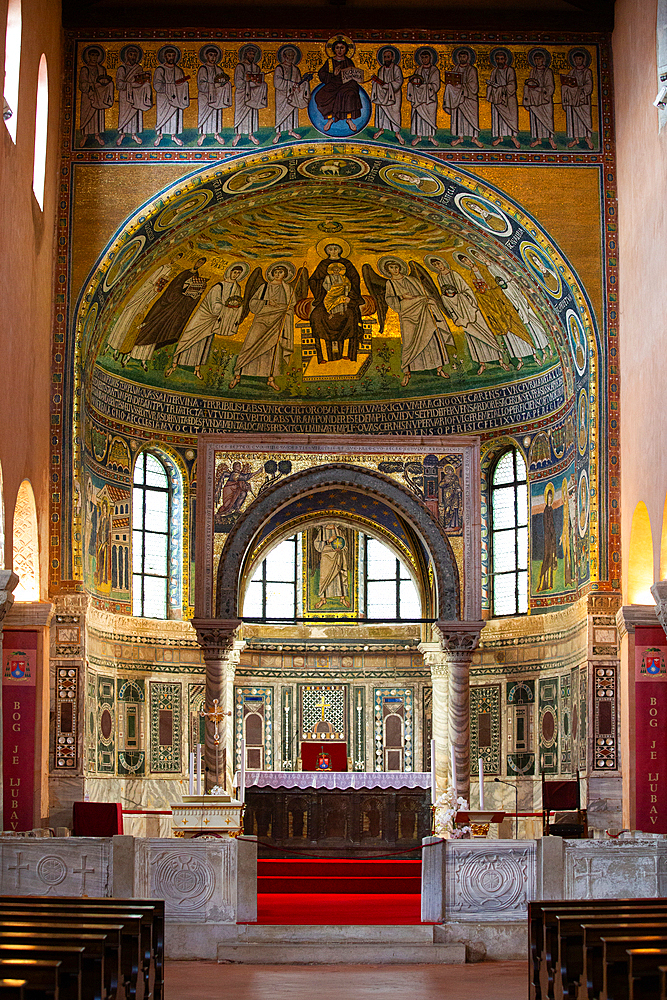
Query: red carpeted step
xmin=257 ymin=858 xmax=422 ymax=894
xmin=258 ymin=859 xmax=421 ymax=879
xmin=253 ymin=892 xmax=423 ymax=925
xmin=258 ymin=875 xmax=421 ymax=894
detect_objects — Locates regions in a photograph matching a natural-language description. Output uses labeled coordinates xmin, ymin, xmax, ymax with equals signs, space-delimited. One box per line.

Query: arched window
xmin=3 ymin=0 xmax=22 ymax=142
xmin=13 ymin=479 xmax=39 ymax=601
xmin=32 ymin=54 xmax=48 ymax=208
xmin=132 ymin=452 xmax=171 ymax=619
xmin=490 ymin=448 xmax=528 ymax=617
xmin=363 ymin=535 xmax=421 ymax=620
xmin=243 ymin=535 xmax=299 ymax=621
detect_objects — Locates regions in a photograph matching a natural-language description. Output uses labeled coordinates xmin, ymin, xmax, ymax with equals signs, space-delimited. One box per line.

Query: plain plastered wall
xmin=0 ymin=0 xmax=61 ymax=592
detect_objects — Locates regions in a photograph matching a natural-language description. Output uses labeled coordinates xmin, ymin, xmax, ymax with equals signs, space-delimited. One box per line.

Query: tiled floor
xmin=166 ymin=960 xmax=529 ymax=1000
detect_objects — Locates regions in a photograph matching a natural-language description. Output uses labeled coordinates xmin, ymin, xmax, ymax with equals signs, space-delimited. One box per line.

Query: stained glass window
xmin=244 ymin=536 xmax=298 ymax=620
xmin=364 ymin=536 xmax=421 ymax=621
xmin=133 ymin=452 xmax=170 ymax=619
xmin=491 ymin=448 xmax=528 ymax=617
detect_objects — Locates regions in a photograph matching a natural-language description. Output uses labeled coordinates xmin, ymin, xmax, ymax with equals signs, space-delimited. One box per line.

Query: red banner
xmin=2 ymin=632 xmax=37 ymax=832
xmin=635 ymin=626 xmax=667 ymax=834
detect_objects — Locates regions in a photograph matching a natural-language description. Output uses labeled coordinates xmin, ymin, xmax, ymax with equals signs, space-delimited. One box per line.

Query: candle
xmin=430 ymin=738 xmax=436 ymax=805
xmin=450 ymin=744 xmax=457 ymax=797
xmin=478 ymin=757 xmax=485 ymax=809
xmin=189 ymin=752 xmax=194 ymax=795
xmin=196 ymin=744 xmax=202 ymax=794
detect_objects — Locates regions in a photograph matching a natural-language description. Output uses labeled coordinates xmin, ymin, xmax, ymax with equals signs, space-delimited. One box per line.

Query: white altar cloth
xmin=235 ymin=771 xmax=431 ymax=791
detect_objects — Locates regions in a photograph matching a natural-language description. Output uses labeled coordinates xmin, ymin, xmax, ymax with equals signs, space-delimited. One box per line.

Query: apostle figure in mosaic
xmin=153 ymin=46 xmax=190 ymax=147
xmin=522 ymin=48 xmax=556 ymax=149
xmin=442 ymin=46 xmax=483 ymax=148
xmin=486 ymin=47 xmax=519 ymax=149
xmin=370 ymin=45 xmax=404 ymax=145
xmin=130 ymin=257 xmax=207 ymax=370
xmin=196 ymin=44 xmax=231 ymax=146
xmin=313 ymin=523 xmax=350 ymax=608
xmin=233 ymin=44 xmax=267 ymax=147
xmin=272 ymin=45 xmax=312 ymax=144
xmin=363 ymin=257 xmax=455 ymax=387
xmin=115 ymin=44 xmax=152 ymax=147
xmin=407 ymin=47 xmax=440 ymax=146
xmin=422 ymin=255 xmax=510 ymax=375
xmin=229 ymin=262 xmax=308 ymax=392
xmin=78 ymin=45 xmax=114 ymax=147
xmin=561 ymin=48 xmax=594 ymax=149
xmin=537 ymin=483 xmax=558 ymax=592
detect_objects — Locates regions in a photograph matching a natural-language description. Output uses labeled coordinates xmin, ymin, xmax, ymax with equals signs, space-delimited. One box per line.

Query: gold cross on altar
xmin=315 ymin=694 xmax=331 ymax=720
xmin=199 ymin=698 xmax=232 ymax=745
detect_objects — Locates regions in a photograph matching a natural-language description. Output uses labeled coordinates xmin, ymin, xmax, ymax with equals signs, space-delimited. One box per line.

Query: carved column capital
xmin=651 ymin=581 xmax=667 ymax=638
xmin=191 ymin=618 xmax=243 ymax=660
xmin=433 ymin=620 xmax=484 ymax=660
xmin=0 ymin=571 xmax=19 ymax=626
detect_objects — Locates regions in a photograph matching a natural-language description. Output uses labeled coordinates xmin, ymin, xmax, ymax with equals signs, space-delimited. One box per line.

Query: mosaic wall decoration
xmin=352 ymin=686 xmax=366 ymax=772
xmin=593 ymin=663 xmax=617 ymax=771
xmin=281 ymin=686 xmax=295 ymax=770
xmin=188 ymin=682 xmax=205 ymax=753
xmin=422 ymin=685 xmax=432 ymax=773
xmin=86 ymin=672 xmax=96 ymax=772
xmin=538 ymin=677 xmax=559 ymax=774
xmin=374 ymin=688 xmax=413 ymax=772
xmin=300 ymin=684 xmax=347 ymax=741
xmin=117 ymin=677 xmax=145 ymax=776
xmin=506 ymin=678 xmax=535 ymax=777
xmin=470 ymin=683 xmax=501 ymax=776
xmin=235 ymin=686 xmax=273 ymax=771
xmin=559 ymin=672 xmax=572 ymax=774
xmin=55 ymin=665 xmax=78 ymax=771
xmin=530 ymin=460 xmax=584 ymax=600
xmin=97 ymin=674 xmax=115 ymax=773
xmin=149 ymin=681 xmax=182 ymax=773
xmin=578 ymin=665 xmax=587 ymax=771
xmin=303 ymin=525 xmax=358 ymax=619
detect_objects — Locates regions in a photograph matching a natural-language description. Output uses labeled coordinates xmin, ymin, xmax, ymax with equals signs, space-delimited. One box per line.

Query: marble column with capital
xmin=0 ymin=571 xmax=19 ymax=832
xmin=192 ymin=619 xmax=244 ymax=793
xmin=433 ymin=622 xmax=484 ymax=806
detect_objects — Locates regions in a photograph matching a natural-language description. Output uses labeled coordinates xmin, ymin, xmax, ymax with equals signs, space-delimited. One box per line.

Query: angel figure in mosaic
xmin=229 ymin=261 xmax=309 ymax=392
xmin=214 ymin=462 xmax=262 ymax=517
xmin=363 ymin=256 xmax=455 ymax=387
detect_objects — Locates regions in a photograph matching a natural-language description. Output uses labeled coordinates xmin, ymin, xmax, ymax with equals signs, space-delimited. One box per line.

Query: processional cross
xmin=315 ymin=694 xmax=331 ymax=721
xmin=200 ymin=698 xmax=232 ymax=745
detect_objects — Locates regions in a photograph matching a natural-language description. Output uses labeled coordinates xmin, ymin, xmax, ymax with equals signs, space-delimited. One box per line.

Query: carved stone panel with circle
xmin=445 ymin=841 xmax=535 ymax=921
xmin=0 ymin=839 xmax=111 ymax=897
xmin=139 ymin=840 xmax=235 ymax=923
xmin=153 ymin=851 xmax=215 ymax=914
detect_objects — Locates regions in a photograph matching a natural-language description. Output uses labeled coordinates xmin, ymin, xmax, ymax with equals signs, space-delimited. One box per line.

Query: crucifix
xmin=315 ymin=694 xmax=331 ymax=720
xmin=200 ymin=698 xmax=232 ymax=787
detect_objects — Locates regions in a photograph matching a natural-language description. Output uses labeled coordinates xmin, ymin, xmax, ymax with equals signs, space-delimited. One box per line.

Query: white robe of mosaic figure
xmin=486 ymin=64 xmax=519 ymax=137
xmin=169 ymin=283 xmax=224 ymax=374
xmin=273 ymin=63 xmax=309 ymax=133
xmin=154 ymin=64 xmax=190 ymax=136
xmin=522 ymin=65 xmax=555 ymax=139
xmin=116 ymin=61 xmax=152 ymax=136
xmin=443 ymin=63 xmax=480 ymax=138
xmin=407 ymin=64 xmax=440 ymax=138
xmin=197 ymin=63 xmax=232 ymax=136
xmin=314 ymin=524 xmax=349 ymax=602
xmin=79 ymin=62 xmax=114 ymax=136
xmin=435 ymin=267 xmax=503 ymax=364
xmin=106 ymin=265 xmax=172 ymax=356
xmin=234 ymin=58 xmax=267 ymax=137
xmin=371 ymin=62 xmax=404 ymax=133
xmin=232 ymin=279 xmax=294 ymax=381
xmin=485 ymin=260 xmax=551 ymax=357
xmin=562 ymin=65 xmax=593 ymax=141
xmin=385 ymin=274 xmax=453 ymax=374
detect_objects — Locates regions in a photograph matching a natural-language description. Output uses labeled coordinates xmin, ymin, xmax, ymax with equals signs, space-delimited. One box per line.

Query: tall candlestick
xmin=196 ymin=743 xmax=202 ymax=794
xmin=430 ymin=738 xmax=436 ymax=804
xmin=478 ymin=757 xmax=485 ymax=809
xmin=240 ymin=738 xmax=246 ymax=805
xmin=450 ymin=744 xmax=457 ymax=797
xmin=189 ymin=752 xmax=194 ymax=795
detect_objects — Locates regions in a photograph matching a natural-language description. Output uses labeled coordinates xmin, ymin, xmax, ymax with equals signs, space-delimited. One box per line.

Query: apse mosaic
xmin=72 ymin=38 xmax=599 ymax=153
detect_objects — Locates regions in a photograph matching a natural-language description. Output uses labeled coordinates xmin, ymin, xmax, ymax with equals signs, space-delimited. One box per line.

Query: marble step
xmin=230 ymin=923 xmax=435 ymax=943
xmin=217 ymin=940 xmax=466 ymax=964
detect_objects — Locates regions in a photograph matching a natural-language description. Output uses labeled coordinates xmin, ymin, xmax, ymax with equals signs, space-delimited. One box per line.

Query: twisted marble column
xmin=192 ymin=619 xmax=243 ymax=793
xmin=419 ymin=642 xmax=449 ymax=801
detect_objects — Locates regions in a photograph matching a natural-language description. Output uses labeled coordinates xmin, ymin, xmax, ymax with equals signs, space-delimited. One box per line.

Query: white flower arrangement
xmin=434 ymin=785 xmax=471 ymax=839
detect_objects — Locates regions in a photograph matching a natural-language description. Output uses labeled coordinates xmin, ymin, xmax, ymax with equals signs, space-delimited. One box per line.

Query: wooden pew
xmin=557 ymin=914 xmax=667 ymax=999
xmin=603 ymin=936 xmax=667 ymax=1000
xmin=627 ymin=947 xmax=667 ymax=1000
xmin=0 ymin=922 xmax=120 ymax=1000
xmin=0 ymin=960 xmax=61 ymax=1000
xmin=0 ymin=898 xmax=163 ymax=1000
xmin=0 ymin=946 xmax=82 ymax=1000
xmin=0 ymin=936 xmax=105 ymax=1000
xmin=583 ymin=924 xmax=667 ymax=1000
xmin=0 ymin=980 xmax=25 ymax=1000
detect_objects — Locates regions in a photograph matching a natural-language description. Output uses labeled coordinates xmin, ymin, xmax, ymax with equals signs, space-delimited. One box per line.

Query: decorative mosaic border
xmin=374 ymin=687 xmax=413 ymax=772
